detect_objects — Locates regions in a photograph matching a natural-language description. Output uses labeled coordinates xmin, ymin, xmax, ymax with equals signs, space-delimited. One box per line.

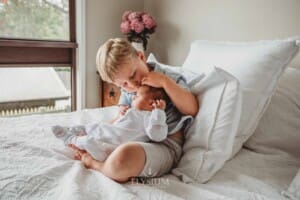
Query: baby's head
xmin=132 ymin=85 xmax=169 ymax=111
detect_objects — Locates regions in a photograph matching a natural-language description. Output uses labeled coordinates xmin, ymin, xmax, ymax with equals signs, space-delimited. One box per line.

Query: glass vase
xmin=131 ymin=41 xmax=144 ymax=53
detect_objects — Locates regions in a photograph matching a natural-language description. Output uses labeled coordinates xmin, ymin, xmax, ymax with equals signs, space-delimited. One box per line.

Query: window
xmin=0 ymin=0 xmax=77 ymax=117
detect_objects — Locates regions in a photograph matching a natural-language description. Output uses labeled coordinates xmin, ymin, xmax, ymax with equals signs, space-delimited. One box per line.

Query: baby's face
xmin=131 ymin=86 xmax=153 ymax=111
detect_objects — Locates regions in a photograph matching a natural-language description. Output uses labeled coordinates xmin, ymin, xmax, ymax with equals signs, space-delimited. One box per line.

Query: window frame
xmin=0 ymin=0 xmax=78 ymax=111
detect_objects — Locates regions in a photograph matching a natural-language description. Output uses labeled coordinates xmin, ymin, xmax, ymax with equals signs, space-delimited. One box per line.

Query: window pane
xmin=0 ymin=67 xmax=71 ymax=117
xmin=0 ymin=0 xmax=69 ymax=40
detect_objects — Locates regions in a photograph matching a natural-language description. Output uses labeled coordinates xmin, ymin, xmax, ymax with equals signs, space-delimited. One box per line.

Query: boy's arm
xmin=142 ymin=72 xmax=199 ymax=116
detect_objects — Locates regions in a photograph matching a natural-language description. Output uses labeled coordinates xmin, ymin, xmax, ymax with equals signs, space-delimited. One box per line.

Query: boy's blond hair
xmin=96 ymin=38 xmax=138 ymax=83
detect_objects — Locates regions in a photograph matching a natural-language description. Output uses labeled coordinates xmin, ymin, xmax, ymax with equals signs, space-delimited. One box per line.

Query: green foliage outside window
xmin=0 ymin=0 xmax=69 ymax=40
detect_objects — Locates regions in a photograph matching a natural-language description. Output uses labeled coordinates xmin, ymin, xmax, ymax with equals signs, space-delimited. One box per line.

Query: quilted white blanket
xmin=0 ymin=107 xmax=299 ymax=200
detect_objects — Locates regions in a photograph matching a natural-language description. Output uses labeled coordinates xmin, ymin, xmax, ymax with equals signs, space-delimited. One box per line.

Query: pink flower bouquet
xmin=120 ymin=11 xmax=157 ymax=50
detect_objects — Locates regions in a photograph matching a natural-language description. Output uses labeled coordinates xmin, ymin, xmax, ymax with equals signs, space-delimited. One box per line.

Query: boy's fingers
xmin=141 ymin=77 xmax=150 ymax=85
xmin=68 ymin=144 xmax=75 ymax=148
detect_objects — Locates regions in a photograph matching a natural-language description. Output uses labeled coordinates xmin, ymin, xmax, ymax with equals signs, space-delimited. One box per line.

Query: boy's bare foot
xmin=69 ymin=144 xmax=97 ymax=169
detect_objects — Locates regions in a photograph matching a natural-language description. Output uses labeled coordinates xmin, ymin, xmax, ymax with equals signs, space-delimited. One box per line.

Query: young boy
xmin=52 ymin=86 xmax=191 ymax=162
xmin=69 ymin=38 xmax=198 ymax=182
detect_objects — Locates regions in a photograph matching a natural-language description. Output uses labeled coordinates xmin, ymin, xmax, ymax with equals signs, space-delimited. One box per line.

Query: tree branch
xmin=42 ymin=0 xmax=68 ymax=14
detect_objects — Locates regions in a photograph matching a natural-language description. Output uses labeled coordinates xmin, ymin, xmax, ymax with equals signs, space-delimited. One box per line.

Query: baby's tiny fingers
xmin=121 ymin=110 xmax=127 ymax=115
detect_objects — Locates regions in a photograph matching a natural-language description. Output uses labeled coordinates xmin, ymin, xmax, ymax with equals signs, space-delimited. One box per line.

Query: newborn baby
xmin=52 ymin=86 xmax=176 ymax=161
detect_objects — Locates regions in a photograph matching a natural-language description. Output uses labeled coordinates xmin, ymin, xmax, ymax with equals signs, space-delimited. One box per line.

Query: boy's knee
xmin=110 ymin=144 xmax=131 ymax=169
xmin=106 ymin=143 xmax=145 ymax=178
xmin=112 ymin=143 xmax=143 ymax=166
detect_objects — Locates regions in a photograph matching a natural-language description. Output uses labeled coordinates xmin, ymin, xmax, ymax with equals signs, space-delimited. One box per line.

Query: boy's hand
xmin=142 ymin=71 xmax=168 ymax=88
xmin=152 ymin=99 xmax=166 ymax=110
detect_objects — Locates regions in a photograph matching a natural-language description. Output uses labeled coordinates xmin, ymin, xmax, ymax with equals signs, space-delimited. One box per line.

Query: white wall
xmin=144 ymin=0 xmax=300 ymax=67
xmin=85 ymin=0 xmax=143 ymax=108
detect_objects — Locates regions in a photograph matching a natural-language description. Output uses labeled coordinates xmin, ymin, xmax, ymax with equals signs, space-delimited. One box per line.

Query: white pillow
xmin=182 ymin=39 xmax=299 ymax=157
xmin=173 ymin=67 xmax=241 ymax=183
xmin=147 ymin=54 xmax=242 ymax=183
xmin=245 ymin=67 xmax=300 ymax=158
xmin=282 ymin=168 xmax=300 ymax=200
xmin=147 ymin=53 xmax=204 ymax=85
xmin=147 ymin=53 xmax=181 ymax=70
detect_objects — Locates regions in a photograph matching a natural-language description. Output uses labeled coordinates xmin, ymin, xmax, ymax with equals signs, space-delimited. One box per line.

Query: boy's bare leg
xmin=69 ymin=142 xmax=146 ymax=182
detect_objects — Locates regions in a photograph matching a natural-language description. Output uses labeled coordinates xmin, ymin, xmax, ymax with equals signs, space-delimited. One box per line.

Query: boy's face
xmin=131 ymin=86 xmax=153 ymax=111
xmin=113 ymin=51 xmax=149 ymax=93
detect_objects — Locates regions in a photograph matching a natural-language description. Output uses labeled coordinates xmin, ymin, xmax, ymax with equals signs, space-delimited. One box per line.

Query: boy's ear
xmin=137 ymin=51 xmax=146 ymax=62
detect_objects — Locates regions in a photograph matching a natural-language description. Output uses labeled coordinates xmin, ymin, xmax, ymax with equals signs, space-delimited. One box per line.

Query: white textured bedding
xmin=1 ymin=107 xmax=299 ymax=200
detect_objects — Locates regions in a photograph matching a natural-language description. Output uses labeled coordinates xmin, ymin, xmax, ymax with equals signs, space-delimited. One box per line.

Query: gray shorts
xmin=137 ymin=137 xmax=183 ymax=177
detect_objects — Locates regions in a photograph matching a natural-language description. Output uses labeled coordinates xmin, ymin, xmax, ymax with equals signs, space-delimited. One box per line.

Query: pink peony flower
xmin=130 ymin=19 xmax=144 ymax=33
xmin=120 ymin=20 xmax=131 ymax=34
xmin=128 ymin=12 xmax=140 ymax=21
xmin=142 ymin=14 xmax=157 ymax=29
xmin=122 ymin=11 xmax=132 ymax=21
xmin=120 ymin=10 xmax=157 ymax=50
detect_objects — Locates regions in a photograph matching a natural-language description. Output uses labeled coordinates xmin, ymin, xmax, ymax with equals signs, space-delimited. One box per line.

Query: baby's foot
xmin=52 ymin=126 xmax=76 ymax=145
xmin=52 ymin=126 xmax=68 ymax=138
xmin=69 ymin=126 xmax=86 ymax=136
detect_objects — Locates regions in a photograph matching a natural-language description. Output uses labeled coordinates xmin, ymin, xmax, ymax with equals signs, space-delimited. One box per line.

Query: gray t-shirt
xmin=118 ymin=62 xmax=193 ymax=134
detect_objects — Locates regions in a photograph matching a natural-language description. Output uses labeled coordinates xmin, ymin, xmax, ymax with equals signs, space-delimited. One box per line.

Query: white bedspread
xmin=1 ymin=107 xmax=299 ymax=200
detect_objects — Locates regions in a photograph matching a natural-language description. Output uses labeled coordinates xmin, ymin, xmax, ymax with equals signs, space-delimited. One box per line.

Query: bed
xmin=1 ymin=39 xmax=300 ymax=200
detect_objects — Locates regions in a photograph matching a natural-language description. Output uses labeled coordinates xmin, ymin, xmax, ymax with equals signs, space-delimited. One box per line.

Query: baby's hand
xmin=119 ymin=105 xmax=129 ymax=116
xmin=109 ymin=105 xmax=130 ymax=124
xmin=152 ymin=99 xmax=166 ymax=110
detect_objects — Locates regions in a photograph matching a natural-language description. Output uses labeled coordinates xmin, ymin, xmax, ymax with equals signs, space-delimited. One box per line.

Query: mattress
xmin=1 ymin=106 xmax=299 ymax=200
